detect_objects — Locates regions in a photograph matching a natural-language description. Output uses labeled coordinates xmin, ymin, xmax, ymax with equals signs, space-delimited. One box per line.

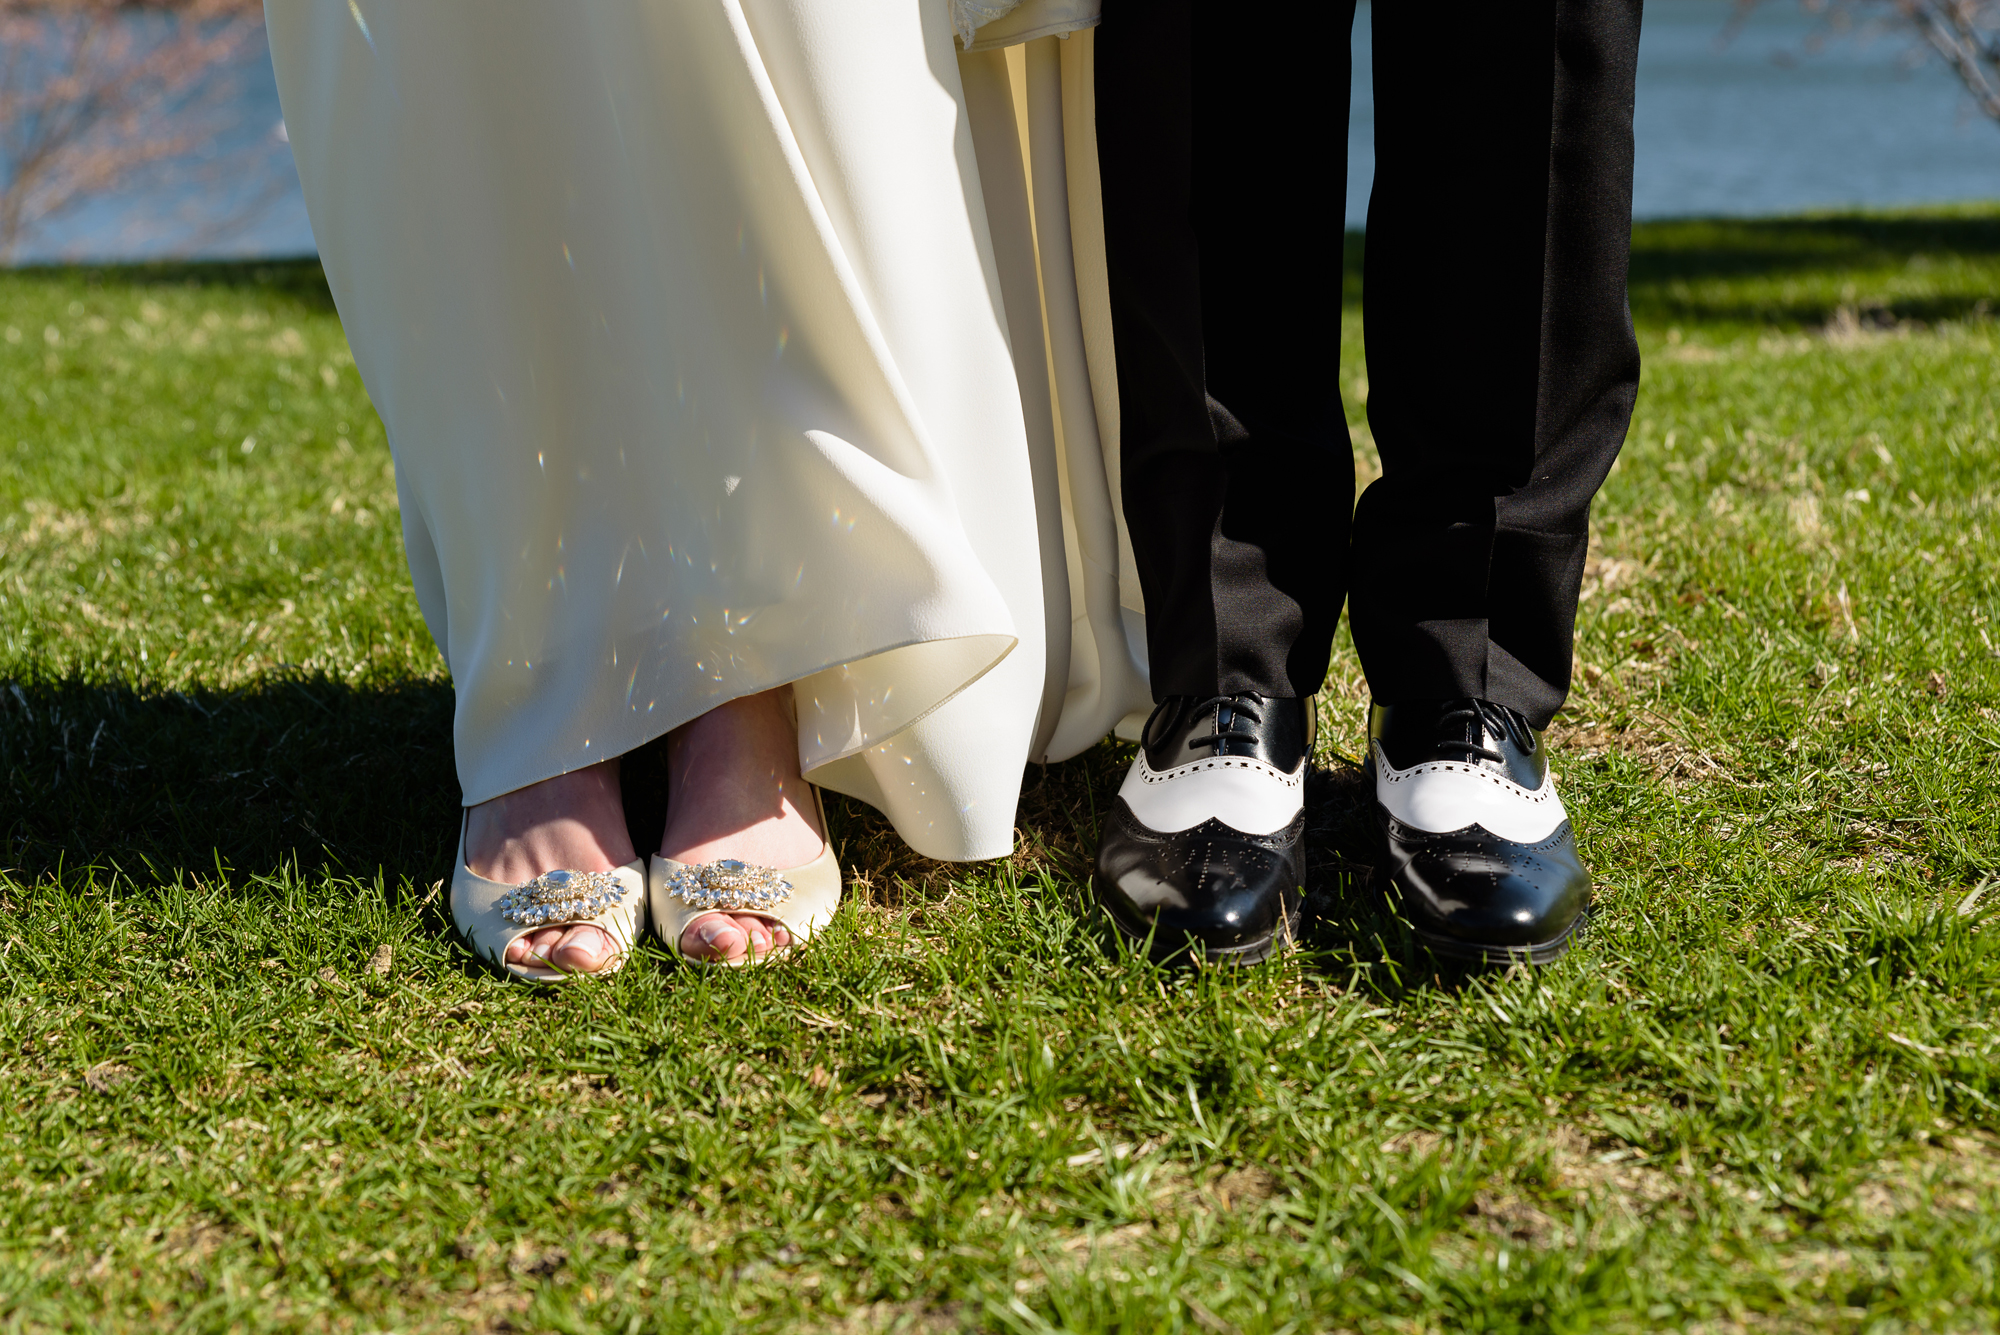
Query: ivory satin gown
xmin=265 ymin=0 xmax=1148 ymax=861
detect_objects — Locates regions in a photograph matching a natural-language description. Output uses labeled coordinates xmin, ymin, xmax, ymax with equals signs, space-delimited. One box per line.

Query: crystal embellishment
xmin=665 ymin=858 xmax=793 ymax=912
xmin=495 ymin=868 xmax=629 ymax=927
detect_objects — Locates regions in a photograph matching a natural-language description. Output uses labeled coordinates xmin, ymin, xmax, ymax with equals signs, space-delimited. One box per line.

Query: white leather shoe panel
xmin=1116 ymin=750 xmax=1304 ymax=836
xmin=1371 ymin=740 xmax=1568 ymax=844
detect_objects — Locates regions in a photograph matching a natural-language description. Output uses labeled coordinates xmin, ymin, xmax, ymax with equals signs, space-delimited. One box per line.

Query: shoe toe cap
xmin=1387 ymin=821 xmax=1590 ymax=948
xmin=1095 ymin=807 xmax=1303 ymax=953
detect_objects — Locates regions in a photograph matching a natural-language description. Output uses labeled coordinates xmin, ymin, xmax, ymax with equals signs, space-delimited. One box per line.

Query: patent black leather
xmin=1371 ymin=698 xmax=1546 ymax=790
xmin=1095 ymin=693 xmax=1310 ymax=965
xmin=1141 ymin=693 xmax=1313 ymax=774
xmin=1368 ymin=699 xmax=1591 ymax=965
xmin=1096 ymin=806 xmax=1306 ymax=963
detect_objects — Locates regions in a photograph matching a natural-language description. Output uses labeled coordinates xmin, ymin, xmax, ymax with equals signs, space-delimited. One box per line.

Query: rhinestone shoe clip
xmin=665 ymin=859 xmax=793 ymax=912
xmin=496 ymin=868 xmax=630 ymax=927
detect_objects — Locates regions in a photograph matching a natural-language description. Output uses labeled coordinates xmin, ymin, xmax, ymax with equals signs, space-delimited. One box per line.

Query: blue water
xmin=13 ymin=0 xmax=2000 ymax=263
xmin=10 ymin=23 xmax=311 ymax=266
xmin=1349 ymin=0 xmax=2000 ymax=224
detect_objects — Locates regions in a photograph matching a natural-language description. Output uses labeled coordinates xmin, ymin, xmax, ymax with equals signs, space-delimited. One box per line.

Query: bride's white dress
xmin=265 ymin=0 xmax=1146 ymax=860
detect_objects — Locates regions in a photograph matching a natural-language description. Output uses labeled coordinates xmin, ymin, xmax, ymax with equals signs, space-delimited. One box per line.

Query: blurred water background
xmin=10 ymin=0 xmax=2000 ymax=264
xmin=1350 ymin=0 xmax=2000 ymax=225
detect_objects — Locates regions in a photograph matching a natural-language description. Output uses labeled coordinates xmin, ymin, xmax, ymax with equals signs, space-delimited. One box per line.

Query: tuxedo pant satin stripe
xmin=1094 ymin=0 xmax=1643 ymax=727
xmin=1093 ymin=0 xmax=1353 ymax=705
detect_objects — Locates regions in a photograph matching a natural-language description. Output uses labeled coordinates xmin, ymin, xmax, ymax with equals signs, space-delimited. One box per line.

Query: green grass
xmin=3 ymin=206 xmax=2000 ymax=1332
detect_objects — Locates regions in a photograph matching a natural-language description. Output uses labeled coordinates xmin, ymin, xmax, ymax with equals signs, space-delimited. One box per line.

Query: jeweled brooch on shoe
xmin=665 ymin=859 xmax=793 ymax=912
xmin=496 ymin=868 xmax=629 ymax=927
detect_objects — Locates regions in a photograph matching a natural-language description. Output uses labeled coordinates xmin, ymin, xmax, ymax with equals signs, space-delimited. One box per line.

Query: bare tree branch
xmin=1737 ymin=0 xmax=2000 ymax=130
xmin=0 ymin=0 xmax=274 ymax=262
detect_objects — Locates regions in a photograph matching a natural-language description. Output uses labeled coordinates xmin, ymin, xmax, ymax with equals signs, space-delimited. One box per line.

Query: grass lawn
xmin=3 ymin=207 xmax=2000 ymax=1333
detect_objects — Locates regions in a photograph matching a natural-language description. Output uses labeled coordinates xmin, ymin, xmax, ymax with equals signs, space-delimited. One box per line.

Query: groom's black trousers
xmin=1095 ymin=0 xmax=1643 ymax=729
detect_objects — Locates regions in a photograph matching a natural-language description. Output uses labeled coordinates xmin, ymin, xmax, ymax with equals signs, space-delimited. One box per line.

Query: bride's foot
xmin=662 ymin=688 xmax=825 ymax=963
xmin=466 ymin=760 xmax=635 ymax=975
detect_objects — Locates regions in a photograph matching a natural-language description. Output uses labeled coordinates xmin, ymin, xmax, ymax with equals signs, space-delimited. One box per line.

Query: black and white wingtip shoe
xmin=1367 ymin=698 xmax=1590 ymax=966
xmin=1093 ymin=693 xmax=1311 ymax=966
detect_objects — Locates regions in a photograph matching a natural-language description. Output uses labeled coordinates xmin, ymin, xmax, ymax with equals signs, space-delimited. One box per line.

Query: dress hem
xmin=455 ymin=629 xmax=1018 ymax=808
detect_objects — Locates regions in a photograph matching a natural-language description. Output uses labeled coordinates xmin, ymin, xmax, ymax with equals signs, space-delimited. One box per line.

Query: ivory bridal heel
xmin=450 ymin=814 xmax=646 ymax=984
xmin=650 ymin=787 xmax=842 ymax=967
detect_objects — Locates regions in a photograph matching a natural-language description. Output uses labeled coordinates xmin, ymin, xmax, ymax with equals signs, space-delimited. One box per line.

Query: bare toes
xmin=507 ymin=927 xmax=566 ymax=966
xmin=551 ymin=925 xmax=617 ymax=973
xmin=740 ymin=916 xmax=791 ymax=960
xmin=682 ymin=915 xmax=749 ymax=962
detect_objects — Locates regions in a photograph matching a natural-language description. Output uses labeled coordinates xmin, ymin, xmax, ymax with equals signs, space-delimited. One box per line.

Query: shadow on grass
xmin=1344 ymin=211 xmax=2000 ymax=329
xmin=812 ymin=723 xmax=1446 ymax=984
xmin=7 ymin=256 xmax=335 ymax=313
xmin=1296 ymin=760 xmax=1485 ymax=995
xmin=1 ymin=663 xmax=1467 ymax=986
xmin=21 ymin=208 xmax=2000 ymax=339
xmin=1628 ymin=209 xmax=2000 ymax=327
xmin=0 ymin=669 xmax=456 ymax=888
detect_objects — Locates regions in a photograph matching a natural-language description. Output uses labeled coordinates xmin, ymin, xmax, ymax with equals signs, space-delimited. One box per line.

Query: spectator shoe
xmin=1368 ymin=698 xmax=1590 ymax=965
xmin=1093 ymin=693 xmax=1311 ymax=965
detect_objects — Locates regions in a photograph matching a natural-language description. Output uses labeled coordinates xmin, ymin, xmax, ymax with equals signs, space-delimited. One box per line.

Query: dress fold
xmin=267 ymin=0 xmax=1148 ymax=860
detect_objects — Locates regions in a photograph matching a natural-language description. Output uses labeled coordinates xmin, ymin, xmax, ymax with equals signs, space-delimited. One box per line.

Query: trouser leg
xmin=1094 ymin=0 xmax=1355 ymax=702
xmin=1351 ymin=0 xmax=1643 ymax=729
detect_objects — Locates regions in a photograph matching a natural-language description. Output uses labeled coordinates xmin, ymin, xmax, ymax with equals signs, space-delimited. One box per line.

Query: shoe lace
xmin=1183 ymin=694 xmax=1263 ymax=753
xmin=1436 ymin=698 xmax=1534 ymax=764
